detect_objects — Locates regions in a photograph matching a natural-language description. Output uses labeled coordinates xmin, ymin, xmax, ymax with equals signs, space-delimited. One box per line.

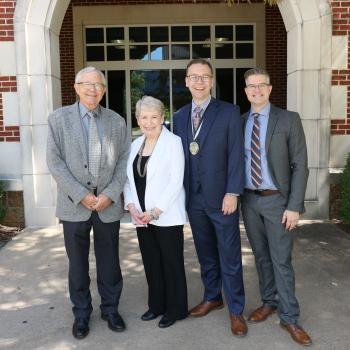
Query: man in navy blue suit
xmin=173 ymin=58 xmax=247 ymax=337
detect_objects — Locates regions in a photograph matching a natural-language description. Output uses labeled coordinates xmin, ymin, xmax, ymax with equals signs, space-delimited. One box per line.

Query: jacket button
xmin=87 ymin=181 xmax=91 ymax=185
xmin=84 ymin=164 xmax=88 ymax=168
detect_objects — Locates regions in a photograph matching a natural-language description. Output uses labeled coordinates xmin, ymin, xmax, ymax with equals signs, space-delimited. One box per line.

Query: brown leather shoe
xmin=230 ymin=314 xmax=248 ymax=337
xmin=280 ymin=322 xmax=312 ymax=346
xmin=189 ymin=300 xmax=224 ymax=317
xmin=248 ymin=305 xmax=276 ymax=323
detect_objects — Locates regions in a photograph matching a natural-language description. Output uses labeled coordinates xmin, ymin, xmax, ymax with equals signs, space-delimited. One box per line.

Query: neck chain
xmin=136 ymin=138 xmax=154 ymax=178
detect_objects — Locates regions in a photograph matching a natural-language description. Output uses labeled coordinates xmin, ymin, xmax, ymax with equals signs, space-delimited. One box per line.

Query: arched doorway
xmin=14 ymin=0 xmax=332 ymax=226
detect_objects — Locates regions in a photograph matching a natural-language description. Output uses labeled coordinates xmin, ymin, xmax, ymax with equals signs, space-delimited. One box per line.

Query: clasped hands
xmin=128 ymin=204 xmax=161 ymax=226
xmin=81 ymin=192 xmax=112 ymax=212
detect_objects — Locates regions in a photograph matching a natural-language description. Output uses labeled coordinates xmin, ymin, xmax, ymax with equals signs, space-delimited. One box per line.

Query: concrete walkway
xmin=0 ymin=221 xmax=349 ymax=350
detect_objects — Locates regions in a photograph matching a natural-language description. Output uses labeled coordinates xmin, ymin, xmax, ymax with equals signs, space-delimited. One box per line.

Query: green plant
xmin=0 ymin=182 xmax=6 ymax=222
xmin=340 ymin=153 xmax=350 ymax=225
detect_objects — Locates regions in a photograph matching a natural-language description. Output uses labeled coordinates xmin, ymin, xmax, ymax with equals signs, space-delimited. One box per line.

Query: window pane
xmin=236 ymin=43 xmax=253 ymax=58
xmin=130 ymin=70 xmax=170 ymax=136
xmin=172 ymin=69 xmax=191 ymax=113
xmin=150 ymin=27 xmax=169 ymax=42
xmin=192 ymin=44 xmax=210 ymax=59
xmin=86 ymin=28 xmax=104 ymax=44
xmin=192 ymin=26 xmax=210 ymax=41
xmin=129 ymin=27 xmax=147 ymax=42
xmin=236 ymin=68 xmax=251 ymax=113
xmin=236 ymin=25 xmax=253 ymax=41
xmin=107 ymin=70 xmax=126 ymax=119
xmin=151 ymin=45 xmax=170 ymax=60
xmin=86 ymin=46 xmax=104 ymax=61
xmin=215 ymin=25 xmax=233 ymax=41
xmin=215 ymin=44 xmax=233 ymax=59
xmin=130 ymin=45 xmax=148 ymax=60
xmin=107 ymin=46 xmax=125 ymax=61
xmin=171 ymin=44 xmax=190 ymax=60
xmin=171 ymin=26 xmax=189 ymax=42
xmin=216 ymin=69 xmax=233 ymax=104
xmin=106 ymin=27 xmax=124 ymax=43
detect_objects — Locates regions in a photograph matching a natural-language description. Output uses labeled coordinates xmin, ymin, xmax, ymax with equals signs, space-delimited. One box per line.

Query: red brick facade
xmin=60 ymin=0 xmax=287 ymax=108
xmin=0 ymin=0 xmax=15 ymax=42
xmin=331 ymin=1 xmax=350 ymax=135
xmin=0 ymin=0 xmax=19 ymax=143
xmin=265 ymin=4 xmax=286 ymax=109
xmin=0 ymin=77 xmax=19 ymax=142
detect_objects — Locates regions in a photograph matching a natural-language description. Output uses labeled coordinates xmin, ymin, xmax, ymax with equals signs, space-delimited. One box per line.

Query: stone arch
xmin=278 ymin=0 xmax=332 ymax=218
xmin=14 ymin=0 xmax=70 ymax=226
xmin=14 ymin=0 xmax=332 ymax=226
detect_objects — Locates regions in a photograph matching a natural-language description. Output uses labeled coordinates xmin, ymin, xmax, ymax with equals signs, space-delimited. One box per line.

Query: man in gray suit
xmin=241 ymin=68 xmax=312 ymax=346
xmin=47 ymin=67 xmax=130 ymax=339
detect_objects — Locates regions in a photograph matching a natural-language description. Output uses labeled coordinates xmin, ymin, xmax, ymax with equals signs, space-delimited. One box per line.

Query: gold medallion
xmin=189 ymin=141 xmax=200 ymax=155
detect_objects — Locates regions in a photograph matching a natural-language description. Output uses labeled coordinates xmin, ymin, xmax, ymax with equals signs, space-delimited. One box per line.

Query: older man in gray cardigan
xmin=46 ymin=67 xmax=130 ymax=339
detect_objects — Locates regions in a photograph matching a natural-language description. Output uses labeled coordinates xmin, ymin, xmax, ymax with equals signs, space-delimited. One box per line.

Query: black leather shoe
xmin=101 ymin=312 xmax=126 ymax=332
xmin=72 ymin=318 xmax=89 ymax=339
xmin=141 ymin=310 xmax=161 ymax=321
xmin=158 ymin=316 xmax=176 ymax=328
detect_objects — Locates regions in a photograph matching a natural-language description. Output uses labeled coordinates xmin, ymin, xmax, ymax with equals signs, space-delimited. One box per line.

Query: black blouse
xmin=133 ymin=154 xmax=150 ymax=212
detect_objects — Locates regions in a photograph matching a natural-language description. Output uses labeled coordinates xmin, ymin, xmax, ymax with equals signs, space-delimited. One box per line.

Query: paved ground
xmin=0 ymin=221 xmax=350 ymax=350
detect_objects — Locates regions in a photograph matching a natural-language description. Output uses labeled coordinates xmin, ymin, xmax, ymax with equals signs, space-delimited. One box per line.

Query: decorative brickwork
xmin=59 ymin=0 xmax=287 ymax=108
xmin=331 ymin=1 xmax=350 ymax=135
xmin=0 ymin=1 xmax=18 ymax=143
xmin=0 ymin=0 xmax=15 ymax=42
xmin=0 ymin=76 xmax=19 ymax=142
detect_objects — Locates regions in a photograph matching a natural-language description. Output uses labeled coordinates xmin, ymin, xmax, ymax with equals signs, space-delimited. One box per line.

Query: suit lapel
xmin=147 ymin=127 xmax=167 ymax=180
xmin=69 ymin=102 xmax=88 ymax=163
xmin=99 ymin=106 xmax=113 ymax=169
xmin=198 ymin=98 xmax=220 ymax=147
xmin=265 ymin=105 xmax=280 ymax=153
xmin=127 ymin=135 xmax=144 ymax=190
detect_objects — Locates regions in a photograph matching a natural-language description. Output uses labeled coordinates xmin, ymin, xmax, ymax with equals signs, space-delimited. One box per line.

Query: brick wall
xmin=0 ymin=0 xmax=19 ymax=143
xmin=0 ymin=0 xmax=15 ymax=42
xmin=0 ymin=76 xmax=19 ymax=142
xmin=1 ymin=191 xmax=24 ymax=228
xmin=59 ymin=0 xmax=287 ymax=107
xmin=265 ymin=5 xmax=286 ymax=109
xmin=331 ymin=1 xmax=350 ymax=135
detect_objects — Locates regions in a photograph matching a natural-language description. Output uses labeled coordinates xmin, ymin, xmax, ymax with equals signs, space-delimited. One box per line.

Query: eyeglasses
xmin=246 ymin=83 xmax=270 ymax=90
xmin=77 ymin=82 xmax=106 ymax=91
xmin=186 ymin=74 xmax=213 ymax=83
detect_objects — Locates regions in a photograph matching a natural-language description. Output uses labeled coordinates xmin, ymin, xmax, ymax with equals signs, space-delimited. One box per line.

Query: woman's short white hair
xmin=75 ymin=66 xmax=106 ymax=86
xmin=135 ymin=96 xmax=164 ymax=118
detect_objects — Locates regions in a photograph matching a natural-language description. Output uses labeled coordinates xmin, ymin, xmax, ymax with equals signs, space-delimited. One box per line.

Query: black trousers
xmin=62 ymin=212 xmax=122 ymax=319
xmin=136 ymin=224 xmax=188 ymax=321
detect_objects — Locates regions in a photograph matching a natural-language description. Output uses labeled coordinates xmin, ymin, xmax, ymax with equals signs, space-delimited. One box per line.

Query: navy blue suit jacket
xmin=173 ymin=98 xmax=244 ymax=209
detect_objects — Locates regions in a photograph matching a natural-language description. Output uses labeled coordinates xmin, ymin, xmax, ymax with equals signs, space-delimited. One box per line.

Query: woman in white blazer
xmin=123 ymin=96 xmax=188 ymax=328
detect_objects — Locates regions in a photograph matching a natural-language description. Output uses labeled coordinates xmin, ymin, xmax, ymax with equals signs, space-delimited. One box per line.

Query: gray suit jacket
xmin=243 ymin=104 xmax=309 ymax=213
xmin=46 ymin=102 xmax=130 ymax=223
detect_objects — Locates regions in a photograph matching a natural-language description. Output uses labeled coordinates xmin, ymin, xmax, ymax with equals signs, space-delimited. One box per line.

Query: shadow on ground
xmin=0 ymin=222 xmax=349 ymax=350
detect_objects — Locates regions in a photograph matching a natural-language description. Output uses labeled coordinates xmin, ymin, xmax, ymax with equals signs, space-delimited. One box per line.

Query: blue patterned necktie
xmin=251 ymin=113 xmax=262 ymax=188
xmin=87 ymin=110 xmax=101 ymax=179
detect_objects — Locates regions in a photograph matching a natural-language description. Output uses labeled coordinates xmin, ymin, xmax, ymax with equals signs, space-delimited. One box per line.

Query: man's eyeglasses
xmin=77 ymin=82 xmax=106 ymax=91
xmin=186 ymin=74 xmax=213 ymax=83
xmin=246 ymin=83 xmax=270 ymax=90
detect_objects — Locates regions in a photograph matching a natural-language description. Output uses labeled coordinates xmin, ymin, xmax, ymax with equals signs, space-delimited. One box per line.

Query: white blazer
xmin=123 ymin=126 xmax=186 ymax=227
